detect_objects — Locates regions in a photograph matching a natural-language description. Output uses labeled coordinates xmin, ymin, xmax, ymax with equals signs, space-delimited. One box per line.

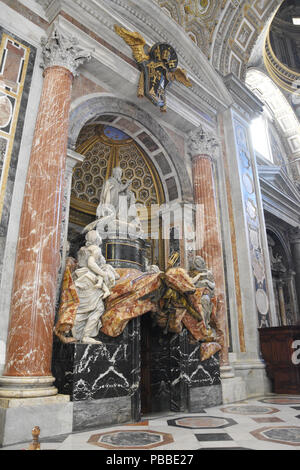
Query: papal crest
xmin=114 ymin=25 xmax=192 ymax=112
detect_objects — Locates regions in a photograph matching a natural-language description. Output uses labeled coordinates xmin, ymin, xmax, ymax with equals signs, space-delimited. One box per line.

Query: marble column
xmin=0 ymin=24 xmax=90 ymax=398
xmin=277 ymin=280 xmax=287 ymax=326
xmin=188 ymin=126 xmax=230 ymax=369
xmin=289 ymin=227 xmax=300 ymax=312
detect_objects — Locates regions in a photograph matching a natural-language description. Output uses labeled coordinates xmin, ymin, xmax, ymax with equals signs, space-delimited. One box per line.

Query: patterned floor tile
xmin=167 ymin=416 xmax=237 ymax=429
xmin=259 ymin=397 xmax=300 ymax=405
xmin=251 ymin=417 xmax=284 ymax=423
xmin=195 ymin=433 xmax=233 ymax=441
xmin=87 ymin=429 xmax=174 ymax=450
xmin=220 ymin=405 xmax=279 ymax=415
xmin=2 ymin=395 xmax=300 ymax=451
xmin=251 ymin=426 xmax=300 ymax=446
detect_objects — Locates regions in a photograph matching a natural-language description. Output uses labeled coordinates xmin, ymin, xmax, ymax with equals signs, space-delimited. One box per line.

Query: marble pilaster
xmin=0 ymin=23 xmax=90 ymax=398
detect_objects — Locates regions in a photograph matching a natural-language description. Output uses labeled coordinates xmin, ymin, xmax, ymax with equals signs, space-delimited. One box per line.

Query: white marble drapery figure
xmin=83 ymin=167 xmax=143 ymax=239
xmin=190 ymin=255 xmax=216 ymax=328
xmin=72 ymin=230 xmax=119 ymax=344
xmin=97 ymin=166 xmax=136 ymax=221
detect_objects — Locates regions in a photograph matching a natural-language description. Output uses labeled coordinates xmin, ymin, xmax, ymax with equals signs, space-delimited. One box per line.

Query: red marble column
xmin=3 ymin=65 xmax=73 ymax=380
xmin=192 ymin=152 xmax=229 ymax=367
xmin=0 ymin=25 xmax=90 ymax=397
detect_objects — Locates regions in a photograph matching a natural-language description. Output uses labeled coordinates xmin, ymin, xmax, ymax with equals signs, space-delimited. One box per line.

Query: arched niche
xmin=66 ymin=94 xmax=194 ymax=270
xmin=68 ymin=94 xmax=193 ymax=203
xmin=246 ymin=68 xmax=300 ymax=181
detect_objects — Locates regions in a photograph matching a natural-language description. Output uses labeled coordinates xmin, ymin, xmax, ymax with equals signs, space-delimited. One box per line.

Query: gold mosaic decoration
xmin=155 ymin=0 xmax=226 ymax=56
xmin=0 ymin=33 xmax=30 ymax=220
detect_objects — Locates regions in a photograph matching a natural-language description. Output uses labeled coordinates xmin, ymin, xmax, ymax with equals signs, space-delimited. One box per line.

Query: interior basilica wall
xmin=0 ymin=0 xmax=269 ymax=387
xmin=0 ymin=1 xmax=299 ymax=443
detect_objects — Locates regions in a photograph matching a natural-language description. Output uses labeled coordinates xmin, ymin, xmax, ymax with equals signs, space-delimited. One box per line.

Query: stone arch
xmin=68 ymin=94 xmax=193 ymax=204
xmin=246 ymin=68 xmax=300 ymax=180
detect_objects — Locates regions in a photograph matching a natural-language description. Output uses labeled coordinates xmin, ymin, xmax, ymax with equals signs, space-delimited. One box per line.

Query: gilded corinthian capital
xmin=188 ymin=125 xmax=220 ymax=160
xmin=41 ymin=22 xmax=91 ymax=76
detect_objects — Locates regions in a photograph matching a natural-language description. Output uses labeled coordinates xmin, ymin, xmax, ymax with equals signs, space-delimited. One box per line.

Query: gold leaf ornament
xmin=170 ymin=67 xmax=192 ymax=87
xmin=114 ymin=25 xmax=149 ymax=63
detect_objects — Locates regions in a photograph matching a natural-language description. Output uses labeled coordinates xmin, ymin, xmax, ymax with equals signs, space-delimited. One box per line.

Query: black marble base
xmin=73 ymin=396 xmax=131 ymax=431
xmin=189 ymin=385 xmax=222 ymax=411
xmin=141 ymin=317 xmax=221 ymax=414
xmin=102 ymin=238 xmax=146 ymax=270
xmin=52 ymin=317 xmax=141 ymax=429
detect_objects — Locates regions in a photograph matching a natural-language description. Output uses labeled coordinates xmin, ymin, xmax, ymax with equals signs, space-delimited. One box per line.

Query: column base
xmin=0 ymin=395 xmax=72 ymax=447
xmin=220 ymin=364 xmax=235 ymax=379
xmin=233 ymin=359 xmax=272 ymax=398
xmin=0 ymin=376 xmax=58 ymax=398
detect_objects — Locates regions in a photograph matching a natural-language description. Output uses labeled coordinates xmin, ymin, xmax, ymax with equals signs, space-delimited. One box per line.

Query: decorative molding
xmin=41 ymin=22 xmax=91 ymax=76
xmin=224 ymin=73 xmax=263 ymax=120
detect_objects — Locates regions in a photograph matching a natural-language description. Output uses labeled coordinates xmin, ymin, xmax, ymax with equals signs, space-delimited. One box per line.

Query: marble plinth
xmin=146 ymin=323 xmax=221 ymax=412
xmin=73 ymin=396 xmax=131 ymax=431
xmin=189 ymin=385 xmax=222 ymax=411
xmin=52 ymin=318 xmax=141 ymax=429
xmin=221 ymin=376 xmax=247 ymax=404
xmin=0 ymin=395 xmax=72 ymax=447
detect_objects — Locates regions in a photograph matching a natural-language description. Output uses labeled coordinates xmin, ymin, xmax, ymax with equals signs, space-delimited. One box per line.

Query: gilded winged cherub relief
xmin=114 ymin=25 xmax=192 ymax=112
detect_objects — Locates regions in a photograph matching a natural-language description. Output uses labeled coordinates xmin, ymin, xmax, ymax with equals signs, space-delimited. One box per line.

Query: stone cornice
xmin=259 ymin=165 xmax=300 ymax=226
xmin=34 ymin=0 xmax=233 ymax=116
xmin=224 ymin=73 xmax=264 ymax=120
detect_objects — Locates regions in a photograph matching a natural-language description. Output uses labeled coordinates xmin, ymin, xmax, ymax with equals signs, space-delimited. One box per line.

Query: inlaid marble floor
xmin=2 ymin=394 xmax=300 ymax=451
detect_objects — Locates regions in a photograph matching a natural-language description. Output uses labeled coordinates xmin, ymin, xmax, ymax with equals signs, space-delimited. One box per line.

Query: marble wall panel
xmin=0 ymin=27 xmax=36 ymax=281
xmin=233 ymin=118 xmax=271 ymax=328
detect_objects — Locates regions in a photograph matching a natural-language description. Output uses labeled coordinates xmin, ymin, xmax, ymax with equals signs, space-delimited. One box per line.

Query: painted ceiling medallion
xmin=114 ymin=25 xmax=192 ymax=112
xmin=184 ymin=0 xmax=210 ymax=16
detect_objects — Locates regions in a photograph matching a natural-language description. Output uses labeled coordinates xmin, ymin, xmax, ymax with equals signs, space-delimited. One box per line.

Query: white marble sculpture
xmin=83 ymin=167 xmax=144 ymax=239
xmin=190 ymin=255 xmax=216 ymax=328
xmin=72 ymin=230 xmax=119 ymax=344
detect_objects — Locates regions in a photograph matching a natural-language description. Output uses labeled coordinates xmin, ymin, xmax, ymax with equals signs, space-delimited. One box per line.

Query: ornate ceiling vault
xmin=155 ymin=0 xmax=283 ymax=80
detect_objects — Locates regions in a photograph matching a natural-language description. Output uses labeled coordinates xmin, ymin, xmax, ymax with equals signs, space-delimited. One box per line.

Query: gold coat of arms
xmin=114 ymin=25 xmax=192 ymax=112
